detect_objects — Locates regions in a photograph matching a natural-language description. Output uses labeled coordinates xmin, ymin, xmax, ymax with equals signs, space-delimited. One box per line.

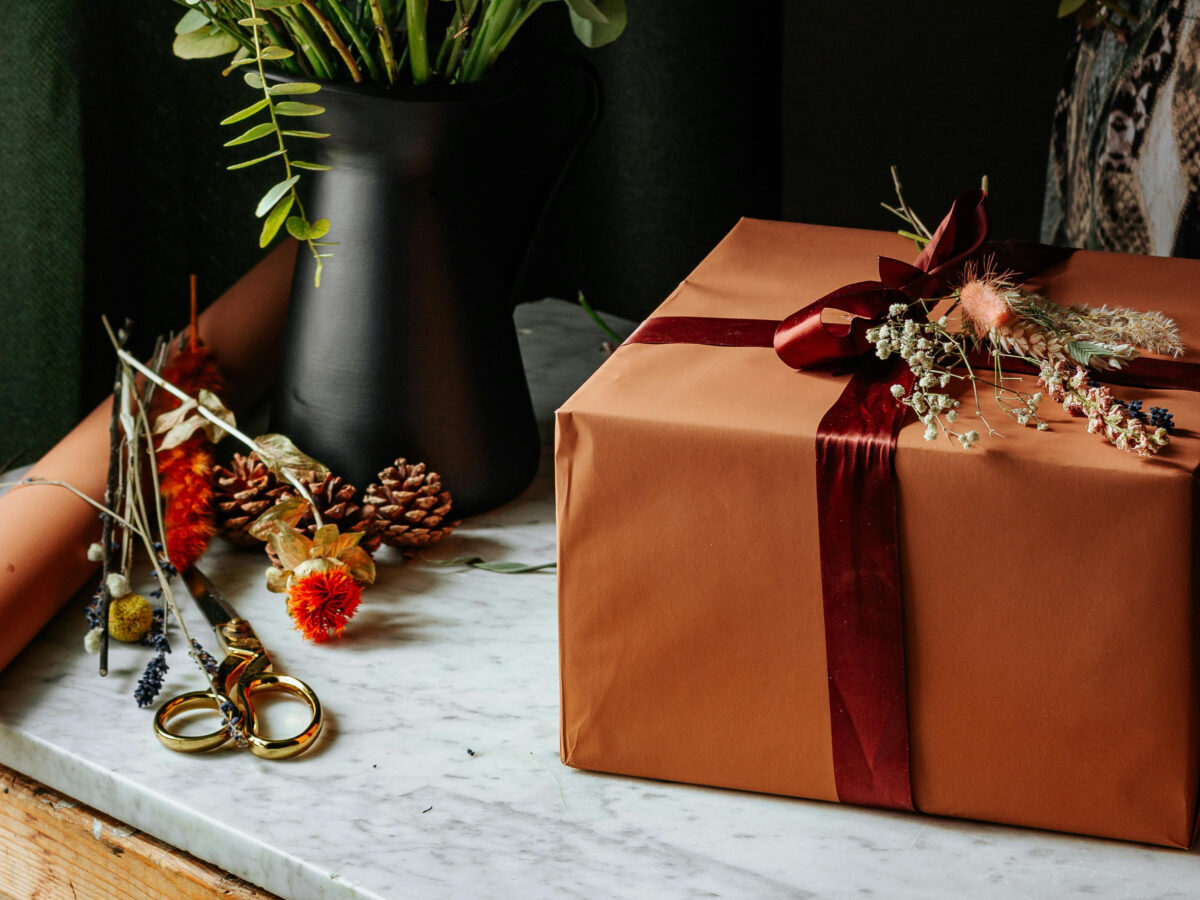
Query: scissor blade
xmin=181 ymin=566 xmax=240 ymax=630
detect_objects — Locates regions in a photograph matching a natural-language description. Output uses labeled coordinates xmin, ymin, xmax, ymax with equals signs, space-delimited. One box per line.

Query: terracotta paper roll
xmin=0 ymin=241 xmax=297 ymax=672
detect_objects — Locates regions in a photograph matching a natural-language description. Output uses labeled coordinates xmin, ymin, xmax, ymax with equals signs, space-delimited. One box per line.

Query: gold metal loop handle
xmin=153 ymin=692 xmax=233 ymax=753
xmin=233 ymin=672 xmax=323 ymax=760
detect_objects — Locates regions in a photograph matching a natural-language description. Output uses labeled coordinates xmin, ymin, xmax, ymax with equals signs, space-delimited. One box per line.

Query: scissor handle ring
xmin=153 ymin=691 xmax=232 ymax=753
xmin=233 ymin=672 xmax=323 ymax=760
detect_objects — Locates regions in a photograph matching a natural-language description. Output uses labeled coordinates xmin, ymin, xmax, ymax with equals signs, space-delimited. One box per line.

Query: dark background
xmin=1 ymin=2 xmax=1077 ymax=457
xmin=529 ymin=2 xmax=1075 ymax=320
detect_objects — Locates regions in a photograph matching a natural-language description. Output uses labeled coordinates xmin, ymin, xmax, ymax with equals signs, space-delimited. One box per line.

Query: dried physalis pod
xmin=267 ymin=470 xmax=382 ymax=556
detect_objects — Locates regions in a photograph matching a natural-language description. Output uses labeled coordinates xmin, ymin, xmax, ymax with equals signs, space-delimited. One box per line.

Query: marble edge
xmin=0 ymin=721 xmax=386 ymax=900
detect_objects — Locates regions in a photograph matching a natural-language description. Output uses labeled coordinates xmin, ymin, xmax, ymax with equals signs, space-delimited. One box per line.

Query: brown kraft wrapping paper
xmin=0 ymin=241 xmax=297 ymax=674
xmin=555 ymin=219 xmax=1200 ymax=848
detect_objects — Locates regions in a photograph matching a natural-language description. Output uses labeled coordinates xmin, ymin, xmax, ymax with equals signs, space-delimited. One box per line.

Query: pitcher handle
xmin=509 ymin=52 xmax=604 ymax=308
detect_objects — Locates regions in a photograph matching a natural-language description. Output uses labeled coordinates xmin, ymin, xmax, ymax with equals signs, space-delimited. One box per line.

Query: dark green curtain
xmin=0 ymin=2 xmax=269 ymax=462
xmin=77 ymin=2 xmax=269 ymax=412
xmin=0 ymin=2 xmax=85 ymax=465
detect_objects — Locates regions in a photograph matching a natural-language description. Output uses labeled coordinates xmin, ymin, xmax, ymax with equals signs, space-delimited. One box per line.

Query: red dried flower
xmin=286 ymin=567 xmax=363 ymax=643
xmin=153 ymin=344 xmax=225 ymax=570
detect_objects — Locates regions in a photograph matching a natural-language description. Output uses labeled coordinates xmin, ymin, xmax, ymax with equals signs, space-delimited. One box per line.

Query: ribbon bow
xmin=773 ymin=189 xmax=989 ymax=370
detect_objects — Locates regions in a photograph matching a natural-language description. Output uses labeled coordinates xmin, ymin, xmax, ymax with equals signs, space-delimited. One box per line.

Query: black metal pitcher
xmin=270 ymin=58 xmax=600 ymax=517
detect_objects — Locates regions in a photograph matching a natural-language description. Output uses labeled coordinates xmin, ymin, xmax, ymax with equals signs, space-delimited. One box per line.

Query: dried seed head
xmin=960 ymin=279 xmax=1015 ymax=331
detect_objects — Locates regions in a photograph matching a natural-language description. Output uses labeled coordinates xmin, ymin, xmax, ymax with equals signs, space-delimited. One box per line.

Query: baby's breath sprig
xmin=867 ymin=301 xmax=1045 ymax=449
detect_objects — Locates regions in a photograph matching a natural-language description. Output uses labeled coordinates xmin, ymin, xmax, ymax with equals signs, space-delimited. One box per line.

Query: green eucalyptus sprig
xmin=221 ymin=1 xmax=336 ymax=286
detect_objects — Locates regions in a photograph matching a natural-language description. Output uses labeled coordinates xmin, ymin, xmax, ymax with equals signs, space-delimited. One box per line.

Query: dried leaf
xmin=265 ymin=566 xmax=289 ymax=593
xmin=153 ymin=390 xmax=235 ymax=448
xmin=339 ymin=546 xmax=376 ymax=585
xmin=426 ymin=556 xmax=557 ymax=574
xmin=332 ymin=530 xmax=364 ymax=557
xmin=311 ymin=523 xmax=340 ymax=558
xmin=269 ymin=523 xmax=315 ymax=571
xmin=253 ymin=433 xmax=329 ymax=482
xmin=248 ymin=496 xmax=310 ymax=541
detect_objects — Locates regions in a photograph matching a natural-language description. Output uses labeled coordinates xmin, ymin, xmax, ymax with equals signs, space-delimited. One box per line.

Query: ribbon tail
xmin=816 ymin=355 xmax=915 ymax=812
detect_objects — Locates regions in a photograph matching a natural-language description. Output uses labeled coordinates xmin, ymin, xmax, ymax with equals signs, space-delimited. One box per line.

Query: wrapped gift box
xmin=555 ymin=217 xmax=1200 ymax=847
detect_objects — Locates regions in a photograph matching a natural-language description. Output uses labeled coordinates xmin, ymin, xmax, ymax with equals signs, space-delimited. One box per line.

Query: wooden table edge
xmin=0 ymin=763 xmax=276 ymax=900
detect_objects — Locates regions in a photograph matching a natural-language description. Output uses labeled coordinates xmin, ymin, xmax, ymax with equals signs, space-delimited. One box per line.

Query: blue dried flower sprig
xmin=134 ymin=652 xmax=169 ymax=709
xmin=220 ymin=699 xmax=249 ymax=748
xmin=191 ymin=640 xmax=220 ymax=679
xmin=84 ymin=588 xmax=104 ymax=631
xmin=1112 ymin=398 xmax=1176 ymax=432
xmin=1149 ymin=406 xmax=1175 ymax=432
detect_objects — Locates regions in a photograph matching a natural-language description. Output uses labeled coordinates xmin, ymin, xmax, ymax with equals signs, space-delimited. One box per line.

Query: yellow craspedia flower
xmin=108 ymin=593 xmax=153 ymax=643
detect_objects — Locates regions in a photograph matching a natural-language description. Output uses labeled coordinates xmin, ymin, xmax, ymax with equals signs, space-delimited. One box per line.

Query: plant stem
xmin=301 ymin=0 xmax=363 ymax=81
xmin=113 ymin=348 xmax=326 ymax=528
xmin=406 ymin=0 xmax=431 ymax=85
xmin=890 ymin=165 xmax=931 ymax=240
xmin=486 ymin=0 xmax=544 ymax=64
xmin=261 ymin=11 xmax=311 ymax=76
xmin=278 ymin=7 xmax=335 ymax=79
xmin=577 ymin=291 xmax=620 ymax=343
xmin=3 ymin=479 xmax=139 ymax=532
xmin=97 ymin=321 xmax=131 ymax=676
xmin=464 ymin=0 xmax=522 ymax=81
xmin=367 ymin=0 xmax=400 ymax=84
xmin=324 ymin=0 xmax=385 ymax=81
xmin=458 ymin=1 xmax=495 ymax=82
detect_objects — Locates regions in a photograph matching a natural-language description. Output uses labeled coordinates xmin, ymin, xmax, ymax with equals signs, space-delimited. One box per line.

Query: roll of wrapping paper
xmin=0 ymin=241 xmax=298 ymax=673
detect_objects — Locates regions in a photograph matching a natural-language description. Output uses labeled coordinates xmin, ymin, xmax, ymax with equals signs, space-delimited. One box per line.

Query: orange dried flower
xmin=251 ymin=500 xmax=377 ymax=642
xmin=286 ymin=567 xmax=362 ymax=643
xmin=152 ymin=344 xmax=225 ymax=570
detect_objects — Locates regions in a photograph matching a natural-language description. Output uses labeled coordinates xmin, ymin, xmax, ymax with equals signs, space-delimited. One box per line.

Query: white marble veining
xmin=1 ymin=299 xmax=1199 ymax=898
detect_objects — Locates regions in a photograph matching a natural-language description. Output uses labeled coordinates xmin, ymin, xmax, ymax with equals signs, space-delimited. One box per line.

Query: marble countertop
xmin=1 ymin=299 xmax=1199 ymax=899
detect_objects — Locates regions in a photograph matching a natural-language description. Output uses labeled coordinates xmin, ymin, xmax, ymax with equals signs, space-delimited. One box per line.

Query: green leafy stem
xmin=221 ymin=0 xmax=337 ymax=286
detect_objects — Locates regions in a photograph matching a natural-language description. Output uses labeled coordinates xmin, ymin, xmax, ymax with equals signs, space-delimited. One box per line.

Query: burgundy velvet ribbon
xmin=622 ymin=190 xmax=1092 ymax=812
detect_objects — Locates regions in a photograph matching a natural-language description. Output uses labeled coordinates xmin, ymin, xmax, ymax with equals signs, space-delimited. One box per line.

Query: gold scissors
xmin=153 ymin=566 xmax=323 ymax=760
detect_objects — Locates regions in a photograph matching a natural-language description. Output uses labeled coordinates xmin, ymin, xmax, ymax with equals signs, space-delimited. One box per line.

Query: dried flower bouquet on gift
xmin=872 ymin=176 xmax=1184 ymax=456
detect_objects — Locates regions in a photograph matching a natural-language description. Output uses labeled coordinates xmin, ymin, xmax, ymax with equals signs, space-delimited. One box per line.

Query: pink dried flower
xmin=960 ymin=278 xmax=1015 ymax=331
xmin=1037 ymin=363 xmax=1170 ymax=456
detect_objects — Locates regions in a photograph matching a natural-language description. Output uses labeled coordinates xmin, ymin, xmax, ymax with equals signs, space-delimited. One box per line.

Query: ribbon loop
xmin=773 ymin=282 xmax=908 ymax=370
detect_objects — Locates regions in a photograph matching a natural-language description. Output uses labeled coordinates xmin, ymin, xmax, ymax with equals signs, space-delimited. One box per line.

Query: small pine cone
xmin=268 ymin=471 xmax=382 ymax=558
xmin=212 ymin=453 xmax=278 ymax=547
xmin=363 ymin=459 xmax=456 ymax=551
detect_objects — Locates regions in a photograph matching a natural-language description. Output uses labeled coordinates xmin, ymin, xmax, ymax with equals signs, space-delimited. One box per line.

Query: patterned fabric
xmin=1042 ymin=0 xmax=1200 ymax=257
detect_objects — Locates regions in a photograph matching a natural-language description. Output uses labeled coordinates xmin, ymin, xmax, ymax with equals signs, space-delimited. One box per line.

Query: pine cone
xmin=212 ymin=453 xmax=277 ymax=547
xmin=363 ymin=459 xmax=456 ymax=551
xmin=268 ymin=470 xmax=383 ymax=558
